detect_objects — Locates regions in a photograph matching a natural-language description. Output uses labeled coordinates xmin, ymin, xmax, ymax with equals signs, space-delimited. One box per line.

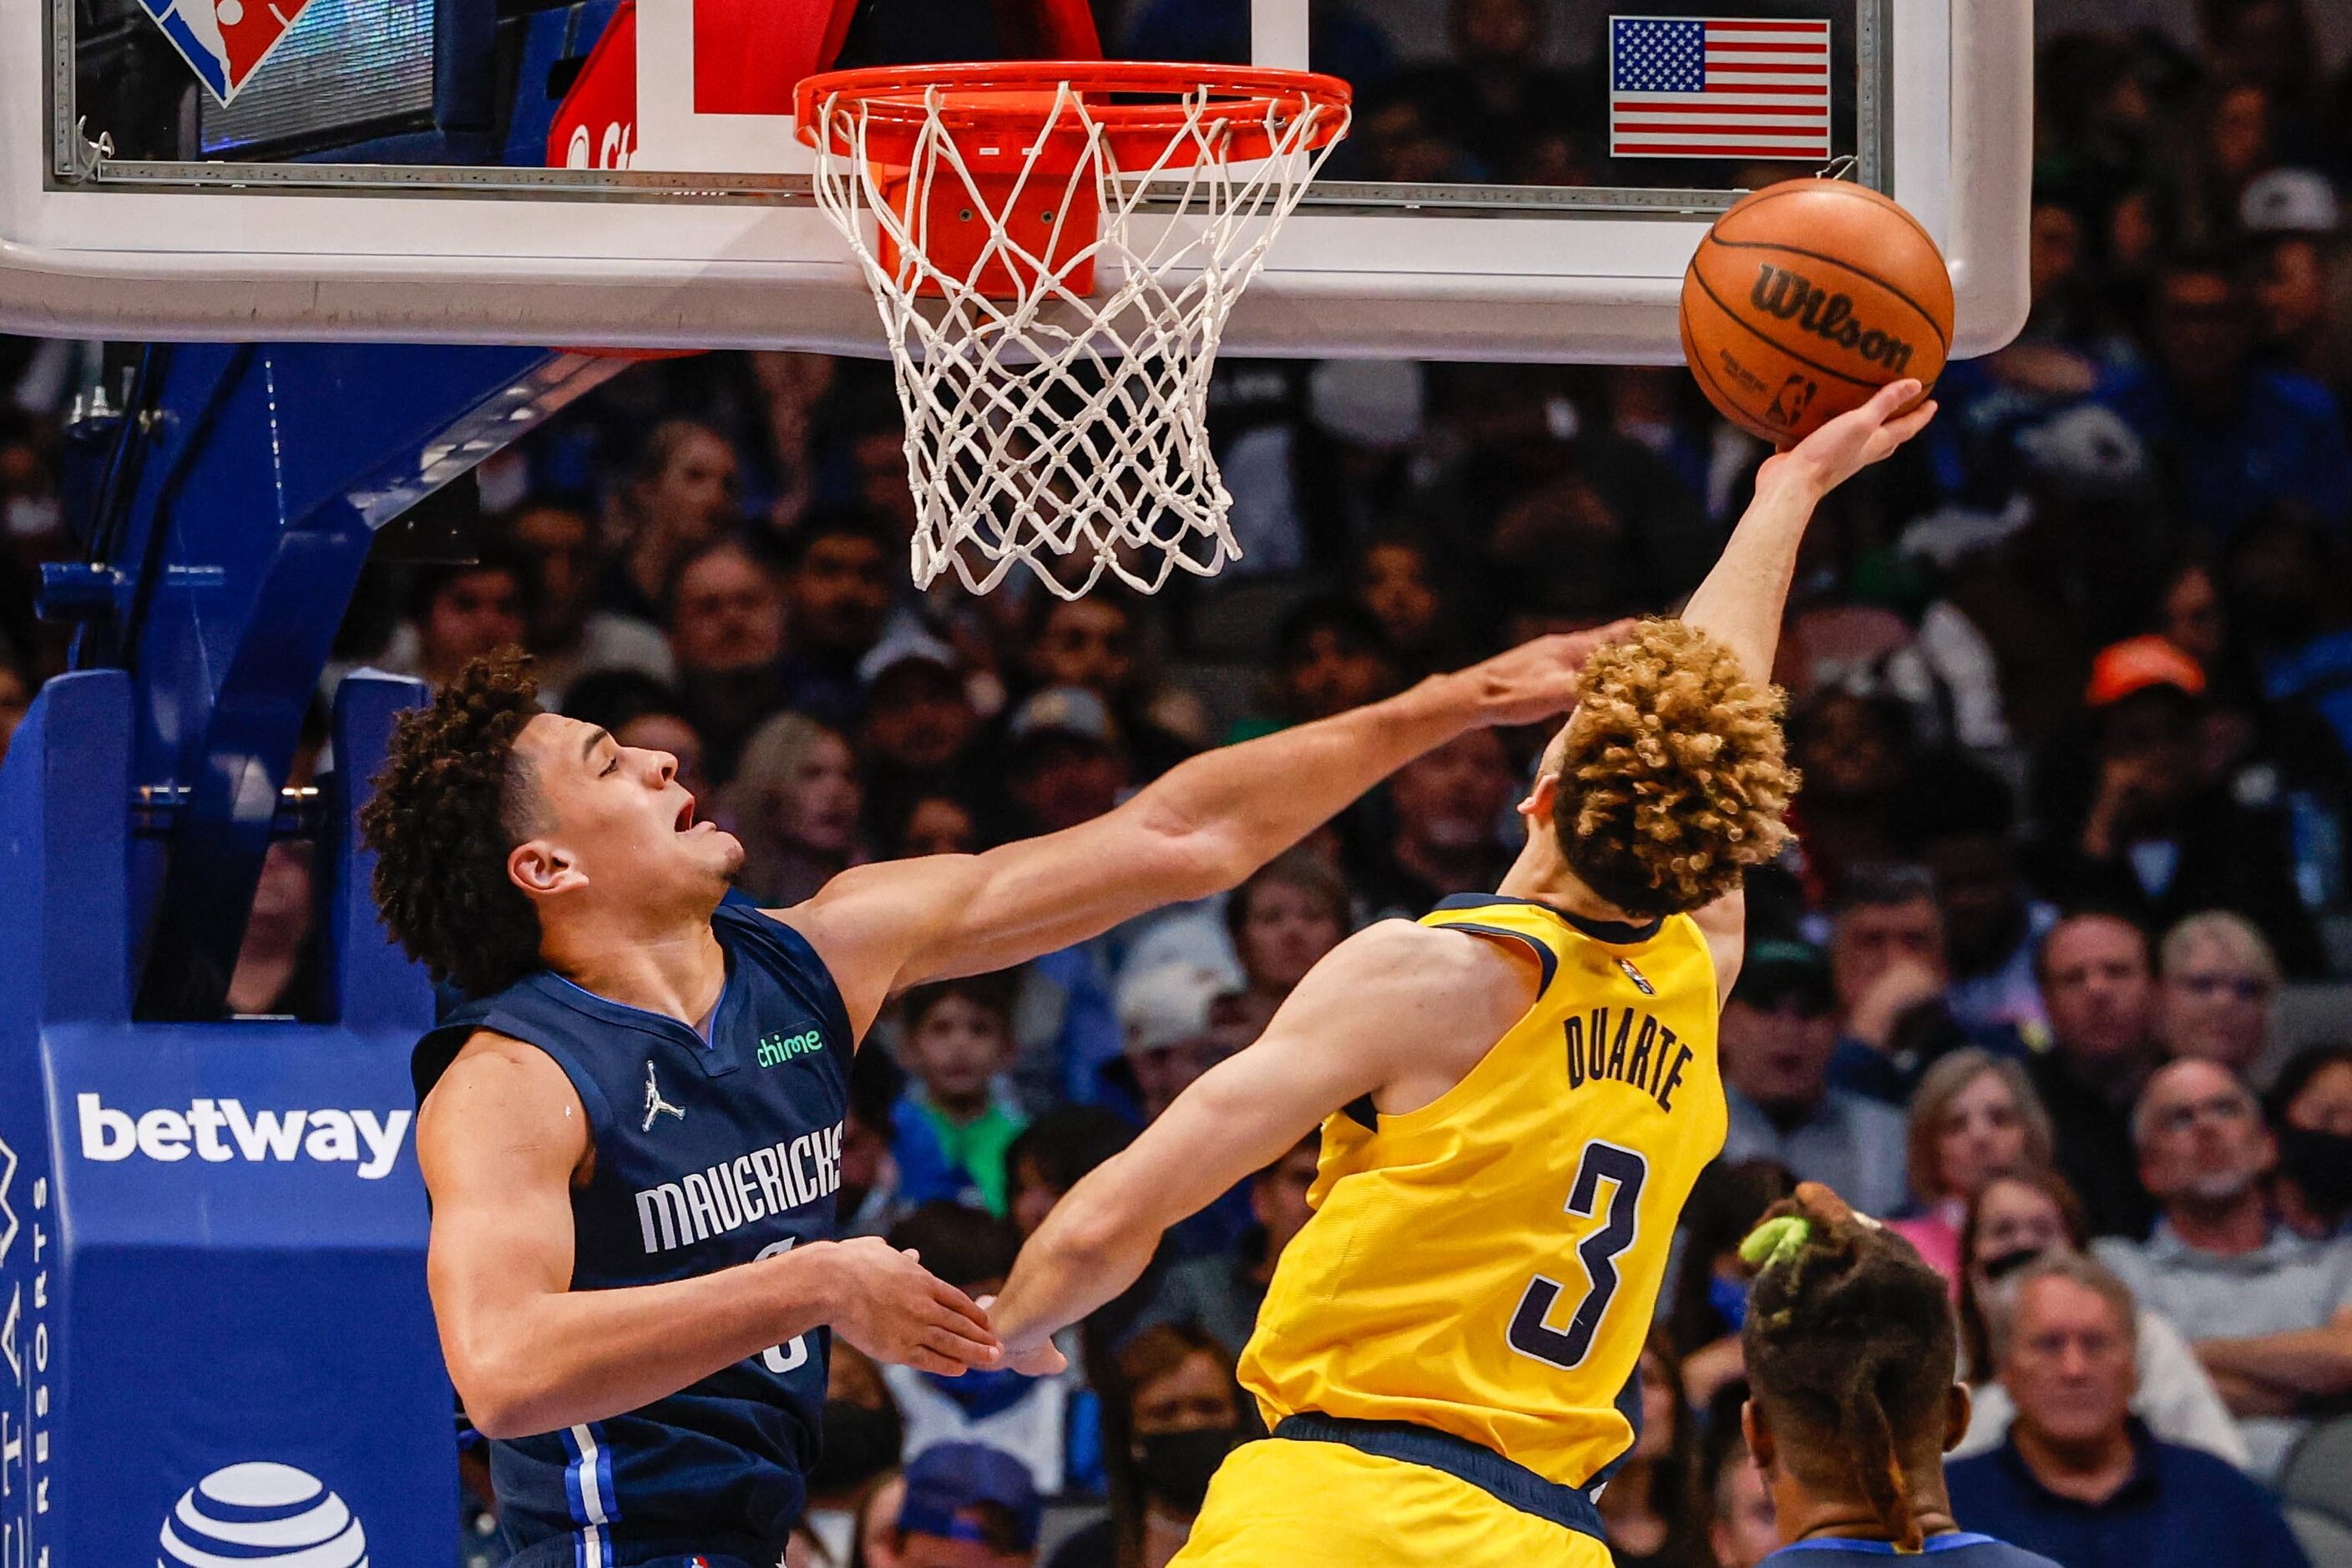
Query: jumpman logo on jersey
xmin=642 ymin=1060 xmax=685 ymax=1131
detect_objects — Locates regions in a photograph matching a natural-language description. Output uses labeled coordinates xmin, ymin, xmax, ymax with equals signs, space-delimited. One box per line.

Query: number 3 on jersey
xmin=1508 ymin=1141 xmax=1648 ymax=1370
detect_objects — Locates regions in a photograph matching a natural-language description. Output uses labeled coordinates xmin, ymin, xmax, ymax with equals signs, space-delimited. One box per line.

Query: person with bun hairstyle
xmin=1731 ymin=1181 xmax=2060 ymax=1565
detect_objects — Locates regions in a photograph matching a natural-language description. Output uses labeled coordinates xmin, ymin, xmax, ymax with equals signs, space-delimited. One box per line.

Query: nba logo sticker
xmin=1614 ymin=958 xmax=1656 ymax=996
xmin=135 ymin=0 xmax=312 ymax=104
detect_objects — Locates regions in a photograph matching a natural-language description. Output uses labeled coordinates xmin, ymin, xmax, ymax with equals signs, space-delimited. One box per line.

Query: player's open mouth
xmin=675 ymin=797 xmax=697 ymax=832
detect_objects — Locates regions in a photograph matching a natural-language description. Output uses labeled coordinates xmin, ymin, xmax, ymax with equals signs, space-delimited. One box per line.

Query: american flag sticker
xmin=1608 ymin=15 xmax=1834 ymax=161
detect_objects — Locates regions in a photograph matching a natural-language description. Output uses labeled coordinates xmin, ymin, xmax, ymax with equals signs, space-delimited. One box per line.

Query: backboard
xmin=0 ymin=0 xmax=2031 ymax=361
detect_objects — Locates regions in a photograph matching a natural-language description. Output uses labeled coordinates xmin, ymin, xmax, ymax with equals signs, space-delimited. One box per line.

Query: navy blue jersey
xmin=414 ymin=903 xmax=855 ymax=1568
xmin=1763 ymin=1535 xmax=2063 ymax=1567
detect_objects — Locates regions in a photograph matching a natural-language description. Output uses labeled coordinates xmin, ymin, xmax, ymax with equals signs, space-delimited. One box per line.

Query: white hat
xmin=2240 ymin=169 xmax=2340 ymax=235
xmin=1115 ymin=963 xmax=1230 ymax=1055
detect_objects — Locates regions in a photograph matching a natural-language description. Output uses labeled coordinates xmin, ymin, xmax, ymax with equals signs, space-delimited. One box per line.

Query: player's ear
xmin=1942 ymin=1382 xmax=1972 ymax=1454
xmin=1517 ymin=767 xmax=1562 ymax=827
xmin=1740 ymin=1397 xmax=1775 ymax=1471
xmin=509 ymin=837 xmax=585 ymax=898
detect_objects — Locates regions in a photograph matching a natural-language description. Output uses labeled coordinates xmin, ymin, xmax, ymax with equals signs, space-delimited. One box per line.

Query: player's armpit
xmin=986 ymin=921 xmax=1531 ymax=1355
xmin=1692 ymin=885 xmax=1747 ymax=1004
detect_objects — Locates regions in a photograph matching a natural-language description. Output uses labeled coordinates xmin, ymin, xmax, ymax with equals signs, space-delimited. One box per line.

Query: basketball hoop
xmin=795 ymin=61 xmax=1350 ymax=597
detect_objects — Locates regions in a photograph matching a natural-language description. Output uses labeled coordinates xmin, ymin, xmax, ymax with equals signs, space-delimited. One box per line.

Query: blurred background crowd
xmin=6 ymin=0 xmax=2352 ymax=1565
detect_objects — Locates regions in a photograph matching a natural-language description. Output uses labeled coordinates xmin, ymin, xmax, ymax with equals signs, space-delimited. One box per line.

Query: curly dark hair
xmin=1738 ymin=1181 xmax=1959 ymax=1552
xmin=1555 ymin=618 xmax=1797 ymax=918
xmin=360 ymin=648 xmax=548 ymax=997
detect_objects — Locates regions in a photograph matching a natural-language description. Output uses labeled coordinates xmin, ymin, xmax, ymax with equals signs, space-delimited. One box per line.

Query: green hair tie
xmin=1740 ymin=1214 xmax=1812 ymax=1273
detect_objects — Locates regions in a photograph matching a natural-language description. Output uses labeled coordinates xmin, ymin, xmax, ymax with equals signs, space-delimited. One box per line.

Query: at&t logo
xmin=159 ymin=1463 xmax=367 ymax=1567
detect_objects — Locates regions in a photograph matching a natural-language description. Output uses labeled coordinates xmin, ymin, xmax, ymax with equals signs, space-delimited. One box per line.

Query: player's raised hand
xmin=811 ymin=1238 xmax=1001 ymax=1375
xmin=1461 ymin=619 xmax=1638 ymax=728
xmin=1763 ymin=378 xmax=1938 ymax=498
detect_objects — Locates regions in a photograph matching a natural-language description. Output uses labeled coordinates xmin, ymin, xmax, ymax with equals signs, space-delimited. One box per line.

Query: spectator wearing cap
xmin=858 ymin=635 xmax=980 ymax=837
xmin=1825 ymin=863 xmax=2027 ymax=1107
xmin=1349 ymin=726 xmax=1518 ymax=920
xmin=1003 ymin=687 xmax=1128 ymax=839
xmin=507 ymin=495 xmax=675 ymax=708
xmin=2152 ymin=911 xmax=2280 ymax=1077
xmin=2028 ymin=912 xmax=2162 ymax=1240
xmin=881 ymin=1207 xmax=1095 ymax=1498
xmin=776 ymin=508 xmax=898 ymax=731
xmin=2094 ymin=1058 xmax=2352 ymax=1479
xmin=1717 ymin=940 xmax=1909 ymax=1219
xmin=2036 ymin=635 xmax=2321 ymax=974
xmin=2241 ymin=168 xmax=2349 ymax=399
xmin=892 ymin=1441 xmax=1044 ymax=1568
xmin=1110 ymin=962 xmax=1254 ymax=1260
xmin=2099 ymin=253 xmax=2351 ymax=539
xmin=1946 ymin=1252 xmax=2313 ymax=1568
xmin=1023 ymin=594 xmax=1202 ymax=781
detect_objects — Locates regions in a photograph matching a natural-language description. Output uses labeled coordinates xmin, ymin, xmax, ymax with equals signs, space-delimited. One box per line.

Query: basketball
xmin=1680 ymin=179 xmax=1955 ymax=445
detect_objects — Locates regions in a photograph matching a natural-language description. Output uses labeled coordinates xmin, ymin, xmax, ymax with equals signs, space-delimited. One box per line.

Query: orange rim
xmin=793 ymin=60 xmax=1352 ymax=166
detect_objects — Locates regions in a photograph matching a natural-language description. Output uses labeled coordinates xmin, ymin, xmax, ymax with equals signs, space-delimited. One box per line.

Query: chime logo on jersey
xmin=634 ymin=1122 xmax=845 ymax=1255
xmin=134 ymin=0 xmax=314 ymax=104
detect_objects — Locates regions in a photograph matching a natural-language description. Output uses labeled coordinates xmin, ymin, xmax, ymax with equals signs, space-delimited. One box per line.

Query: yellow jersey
xmin=1238 ymin=894 xmax=1727 ymax=1489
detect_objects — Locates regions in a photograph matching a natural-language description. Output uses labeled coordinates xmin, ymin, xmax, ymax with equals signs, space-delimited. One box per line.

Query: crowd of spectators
xmin=7 ymin=1 xmax=2352 ymax=1565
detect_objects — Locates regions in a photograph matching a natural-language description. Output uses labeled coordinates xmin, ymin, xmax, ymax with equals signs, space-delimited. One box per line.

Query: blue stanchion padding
xmin=0 ymin=669 xmax=453 ymax=1566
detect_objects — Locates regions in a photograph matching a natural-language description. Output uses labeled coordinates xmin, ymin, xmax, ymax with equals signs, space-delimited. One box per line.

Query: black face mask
xmin=1134 ymin=1428 xmax=1239 ymax=1515
xmin=2278 ymin=1125 xmax=2352 ymax=1215
xmin=810 ymin=1400 xmax=903 ymax=1494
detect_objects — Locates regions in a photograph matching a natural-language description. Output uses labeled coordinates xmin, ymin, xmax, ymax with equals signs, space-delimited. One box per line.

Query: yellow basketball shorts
xmin=1170 ymin=1437 xmax=1615 ymax=1567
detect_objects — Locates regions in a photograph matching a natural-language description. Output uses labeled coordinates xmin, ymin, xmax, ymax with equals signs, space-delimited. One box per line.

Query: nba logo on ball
xmin=133 ymin=0 xmax=314 ymax=104
xmin=159 ymin=1462 xmax=368 ymax=1567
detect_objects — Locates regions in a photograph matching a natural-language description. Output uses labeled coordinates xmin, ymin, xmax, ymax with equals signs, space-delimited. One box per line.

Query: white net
xmin=801 ymin=73 xmax=1348 ymax=598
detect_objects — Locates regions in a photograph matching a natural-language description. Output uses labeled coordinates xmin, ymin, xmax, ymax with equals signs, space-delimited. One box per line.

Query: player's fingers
xmin=1866 ymin=377 xmax=1925 ymax=420
xmin=923 ymin=1302 xmax=1003 ymax=1356
xmin=900 ymin=1347 xmax=965 ymax=1376
xmin=924 ymin=1328 xmax=1001 ymax=1367
xmin=929 ymin=1279 xmax=997 ymax=1333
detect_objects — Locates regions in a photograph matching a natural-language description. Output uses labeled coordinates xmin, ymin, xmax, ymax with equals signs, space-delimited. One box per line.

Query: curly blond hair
xmin=1555 ymin=619 xmax=1796 ymax=918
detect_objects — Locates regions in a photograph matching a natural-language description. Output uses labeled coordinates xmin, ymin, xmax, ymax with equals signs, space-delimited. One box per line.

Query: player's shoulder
xmin=1344 ymin=915 xmax=1544 ymax=986
xmin=423 ymin=1029 xmax=579 ymax=1122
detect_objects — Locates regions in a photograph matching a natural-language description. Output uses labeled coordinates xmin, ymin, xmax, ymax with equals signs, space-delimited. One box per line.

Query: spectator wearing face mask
xmin=1717 ymin=942 xmax=1909 ymax=1221
xmin=1047 ymin=1324 xmax=1250 ymax=1568
xmin=1951 ymin=1171 xmax=2246 ymax=1469
xmin=2269 ymin=1044 xmax=2352 ymax=1242
xmin=880 ymin=1206 xmax=1096 ymax=1498
xmin=2095 ymin=1059 xmax=2352 ymax=1479
xmin=802 ymin=1343 xmax=908 ymax=1566
xmin=1128 ymin=1132 xmax=1320 ymax=1359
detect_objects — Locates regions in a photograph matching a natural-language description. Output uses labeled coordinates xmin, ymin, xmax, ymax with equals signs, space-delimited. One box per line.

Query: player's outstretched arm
xmin=779 ymin=625 xmax=1626 ymax=1034
xmin=984 ymin=921 xmax=1537 ymax=1368
xmin=1681 ymin=378 xmax=1935 ymax=684
xmin=418 ymin=1033 xmax=999 ymax=1439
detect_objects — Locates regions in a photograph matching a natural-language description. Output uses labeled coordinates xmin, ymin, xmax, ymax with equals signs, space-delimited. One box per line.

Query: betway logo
xmin=77 ymin=1092 xmax=411 ymax=1180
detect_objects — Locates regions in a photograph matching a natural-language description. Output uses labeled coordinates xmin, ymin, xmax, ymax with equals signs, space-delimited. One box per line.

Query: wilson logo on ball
xmin=1747 ymin=265 xmax=1919 ymax=374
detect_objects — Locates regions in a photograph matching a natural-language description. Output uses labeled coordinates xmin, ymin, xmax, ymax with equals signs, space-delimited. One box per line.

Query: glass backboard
xmin=1 ymin=0 xmax=2031 ymax=359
